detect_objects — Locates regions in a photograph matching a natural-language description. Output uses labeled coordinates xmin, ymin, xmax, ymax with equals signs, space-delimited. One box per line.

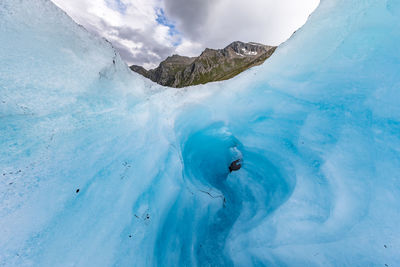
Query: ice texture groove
xmin=1 ymin=0 xmax=400 ymax=266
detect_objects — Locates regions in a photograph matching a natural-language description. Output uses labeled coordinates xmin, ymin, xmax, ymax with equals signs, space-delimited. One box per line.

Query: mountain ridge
xmin=130 ymin=41 xmax=276 ymax=88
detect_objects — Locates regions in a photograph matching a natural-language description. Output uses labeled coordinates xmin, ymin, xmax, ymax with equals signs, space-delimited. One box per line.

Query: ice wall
xmin=1 ymin=0 xmax=400 ymax=266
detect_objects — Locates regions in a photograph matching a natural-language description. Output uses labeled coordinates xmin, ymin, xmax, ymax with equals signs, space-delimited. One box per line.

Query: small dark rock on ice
xmin=229 ymin=159 xmax=242 ymax=173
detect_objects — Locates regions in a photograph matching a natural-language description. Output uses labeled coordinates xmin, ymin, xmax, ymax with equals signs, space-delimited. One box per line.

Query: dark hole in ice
xmin=76 ymin=189 xmax=80 ymax=193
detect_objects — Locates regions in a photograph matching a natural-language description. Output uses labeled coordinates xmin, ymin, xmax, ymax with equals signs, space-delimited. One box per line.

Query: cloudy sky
xmin=51 ymin=0 xmax=319 ymax=69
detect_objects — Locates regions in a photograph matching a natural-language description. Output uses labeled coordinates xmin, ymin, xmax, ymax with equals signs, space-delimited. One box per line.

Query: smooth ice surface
xmin=1 ymin=0 xmax=400 ymax=266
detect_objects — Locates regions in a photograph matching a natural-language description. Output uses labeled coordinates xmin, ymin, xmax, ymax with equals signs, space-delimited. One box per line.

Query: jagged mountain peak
xmin=130 ymin=41 xmax=276 ymax=88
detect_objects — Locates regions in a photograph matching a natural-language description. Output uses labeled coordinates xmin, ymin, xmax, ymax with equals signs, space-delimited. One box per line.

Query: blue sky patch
xmin=105 ymin=0 xmax=127 ymax=14
xmin=156 ymin=8 xmax=182 ymax=46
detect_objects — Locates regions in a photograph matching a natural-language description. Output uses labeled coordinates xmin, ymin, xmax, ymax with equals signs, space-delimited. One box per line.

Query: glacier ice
xmin=1 ymin=0 xmax=400 ymax=266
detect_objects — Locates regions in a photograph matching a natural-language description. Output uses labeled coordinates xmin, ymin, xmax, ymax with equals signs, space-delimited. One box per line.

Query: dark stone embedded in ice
xmin=229 ymin=159 xmax=242 ymax=173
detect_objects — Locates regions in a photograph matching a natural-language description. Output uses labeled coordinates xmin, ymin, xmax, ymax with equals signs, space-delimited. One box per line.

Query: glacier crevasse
xmin=1 ymin=0 xmax=400 ymax=266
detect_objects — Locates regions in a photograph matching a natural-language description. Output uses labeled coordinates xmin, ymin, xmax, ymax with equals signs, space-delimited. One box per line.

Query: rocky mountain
xmin=130 ymin=41 xmax=276 ymax=88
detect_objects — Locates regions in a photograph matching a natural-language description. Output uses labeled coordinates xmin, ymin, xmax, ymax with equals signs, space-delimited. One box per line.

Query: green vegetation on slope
xmin=130 ymin=41 xmax=276 ymax=88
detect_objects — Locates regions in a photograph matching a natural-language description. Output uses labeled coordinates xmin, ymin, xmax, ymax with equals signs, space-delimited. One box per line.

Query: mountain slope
xmin=130 ymin=41 xmax=276 ymax=87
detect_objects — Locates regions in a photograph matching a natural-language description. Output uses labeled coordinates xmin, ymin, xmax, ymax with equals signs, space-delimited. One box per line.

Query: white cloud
xmin=163 ymin=0 xmax=320 ymax=48
xmin=51 ymin=0 xmax=176 ymax=68
xmin=51 ymin=0 xmax=319 ymax=69
xmin=175 ymin=40 xmax=203 ymax=57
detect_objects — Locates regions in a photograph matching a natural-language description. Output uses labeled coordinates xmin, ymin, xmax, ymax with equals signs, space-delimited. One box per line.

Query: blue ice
xmin=1 ymin=0 xmax=400 ymax=266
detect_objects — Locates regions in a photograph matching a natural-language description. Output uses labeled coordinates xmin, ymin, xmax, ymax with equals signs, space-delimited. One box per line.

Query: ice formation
xmin=1 ymin=0 xmax=400 ymax=266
